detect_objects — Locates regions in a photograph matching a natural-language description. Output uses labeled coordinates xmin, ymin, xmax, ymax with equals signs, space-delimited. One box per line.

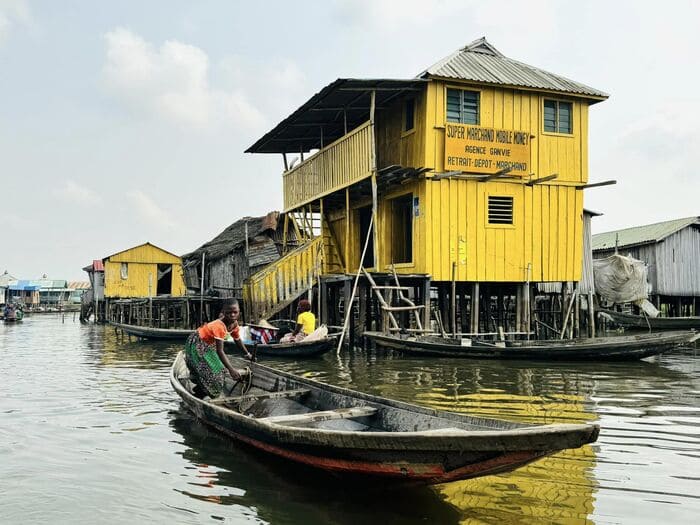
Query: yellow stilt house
xmin=103 ymin=242 xmax=186 ymax=299
xmin=244 ymin=38 xmax=608 ymax=336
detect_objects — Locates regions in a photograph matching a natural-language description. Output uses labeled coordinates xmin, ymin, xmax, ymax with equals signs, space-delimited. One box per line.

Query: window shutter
xmin=558 ymin=102 xmax=572 ymax=133
xmin=446 ymin=89 xmax=461 ymax=122
xmin=544 ymin=100 xmax=557 ymax=132
xmin=462 ymin=91 xmax=479 ymax=125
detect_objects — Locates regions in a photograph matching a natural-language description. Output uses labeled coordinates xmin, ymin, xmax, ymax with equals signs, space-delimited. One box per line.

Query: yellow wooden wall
xmin=103 ymin=243 xmax=186 ymax=298
xmin=421 ymin=179 xmax=583 ymax=282
xmin=423 ymin=80 xmax=589 ymax=183
xmin=314 ymin=79 xmax=592 ymax=283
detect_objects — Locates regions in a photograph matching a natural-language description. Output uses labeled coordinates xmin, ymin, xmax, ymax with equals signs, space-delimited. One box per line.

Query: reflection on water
xmin=1 ymin=315 xmax=698 ymax=524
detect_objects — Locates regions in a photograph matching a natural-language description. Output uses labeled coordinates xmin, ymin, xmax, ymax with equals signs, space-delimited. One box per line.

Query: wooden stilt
xmin=588 ymin=291 xmax=595 ymax=338
xmin=423 ymin=279 xmax=431 ymax=331
xmin=470 ymin=282 xmax=480 ymax=334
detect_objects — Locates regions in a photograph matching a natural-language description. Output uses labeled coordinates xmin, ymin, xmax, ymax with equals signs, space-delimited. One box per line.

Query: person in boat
xmin=280 ymin=299 xmax=316 ymax=343
xmin=185 ymin=302 xmax=252 ymax=398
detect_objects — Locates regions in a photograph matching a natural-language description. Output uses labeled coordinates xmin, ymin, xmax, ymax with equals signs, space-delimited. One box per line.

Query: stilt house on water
xmin=592 ymin=216 xmax=700 ymax=316
xmin=182 ymin=212 xmax=299 ymax=300
xmin=242 ymin=37 xmax=610 ymax=339
xmin=81 ymin=242 xmax=186 ymax=323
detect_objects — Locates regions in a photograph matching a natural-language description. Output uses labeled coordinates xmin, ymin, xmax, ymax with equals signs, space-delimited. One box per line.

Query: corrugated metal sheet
xmin=68 ymin=281 xmax=91 ymax=290
xmin=654 ymin=227 xmax=700 ymax=295
xmin=592 ymin=216 xmax=700 ymax=252
xmin=246 ymin=79 xmax=429 ymax=154
xmin=9 ymin=280 xmax=41 ymax=291
xmin=419 ymin=37 xmax=608 ymax=100
xmin=579 ymin=211 xmax=596 ymax=294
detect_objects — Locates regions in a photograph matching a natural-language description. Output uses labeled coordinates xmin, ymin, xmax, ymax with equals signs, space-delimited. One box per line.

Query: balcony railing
xmin=242 ymin=236 xmax=323 ymax=322
xmin=283 ymin=120 xmax=373 ymax=211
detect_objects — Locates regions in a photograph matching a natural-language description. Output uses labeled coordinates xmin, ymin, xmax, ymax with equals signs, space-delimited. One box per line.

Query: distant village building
xmin=37 ymin=279 xmax=71 ymax=306
xmin=0 ymin=271 xmax=15 ymax=304
xmin=67 ymin=281 xmax=91 ymax=304
xmin=244 ymin=37 xmax=609 ymax=335
xmin=81 ymin=242 xmax=186 ymax=322
xmin=182 ymin=212 xmax=297 ymax=299
xmin=6 ymin=280 xmax=41 ymax=306
xmin=100 ymin=242 xmax=186 ymax=298
xmin=592 ymin=216 xmax=700 ymax=315
xmin=1 ymin=273 xmax=89 ymax=309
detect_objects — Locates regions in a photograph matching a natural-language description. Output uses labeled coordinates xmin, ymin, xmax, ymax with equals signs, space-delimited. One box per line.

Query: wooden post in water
xmin=588 ymin=291 xmax=596 ymax=337
xmin=451 ymin=263 xmax=457 ymax=337
xmin=470 ymin=282 xmax=480 ymax=334
xmin=423 ymin=279 xmax=431 ymax=332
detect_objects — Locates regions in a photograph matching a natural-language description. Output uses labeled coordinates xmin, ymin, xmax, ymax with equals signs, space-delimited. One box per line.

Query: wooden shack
xmin=592 ymin=216 xmax=700 ymax=315
xmin=244 ymin=37 xmax=609 ymax=338
xmin=102 ymin=242 xmax=186 ymax=298
xmin=182 ymin=212 xmax=297 ymax=300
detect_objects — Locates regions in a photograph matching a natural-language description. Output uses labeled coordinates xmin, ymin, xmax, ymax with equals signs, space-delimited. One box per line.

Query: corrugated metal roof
xmin=592 ymin=216 xmax=700 ymax=251
xmin=37 ymin=279 xmax=68 ymax=290
xmin=8 ymin=280 xmax=41 ymax=291
xmin=246 ymin=79 xmax=428 ymax=154
xmin=68 ymin=281 xmax=91 ymax=290
xmin=419 ymin=37 xmax=608 ymax=101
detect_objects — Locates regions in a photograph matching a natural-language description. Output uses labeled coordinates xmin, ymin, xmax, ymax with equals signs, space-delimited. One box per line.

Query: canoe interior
xmin=171 ymin=352 xmax=599 ymax=484
xmin=228 ymin=335 xmax=339 ymax=357
xmin=364 ymin=330 xmax=697 ymax=361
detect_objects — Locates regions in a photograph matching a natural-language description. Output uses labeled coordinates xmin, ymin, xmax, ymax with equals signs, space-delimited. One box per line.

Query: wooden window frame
xmin=542 ymin=98 xmax=574 ymax=136
xmin=445 ymin=86 xmax=481 ymax=126
xmin=402 ymin=98 xmax=416 ymax=136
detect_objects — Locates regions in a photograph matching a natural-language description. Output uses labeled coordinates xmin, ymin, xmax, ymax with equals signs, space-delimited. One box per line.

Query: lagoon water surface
xmin=1 ymin=315 xmax=699 ymax=524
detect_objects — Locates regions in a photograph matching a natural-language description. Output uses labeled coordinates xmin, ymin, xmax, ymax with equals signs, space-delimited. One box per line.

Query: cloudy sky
xmin=1 ymin=0 xmax=698 ymax=280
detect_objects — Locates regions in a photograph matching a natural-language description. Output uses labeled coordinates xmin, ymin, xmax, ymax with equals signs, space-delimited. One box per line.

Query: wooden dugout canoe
xmin=598 ymin=309 xmax=700 ymax=331
xmin=364 ymin=330 xmax=699 ymax=361
xmin=226 ymin=335 xmax=338 ymax=357
xmin=111 ymin=321 xmax=337 ymax=358
xmin=170 ymin=351 xmax=599 ymax=484
xmin=110 ymin=322 xmax=191 ymax=340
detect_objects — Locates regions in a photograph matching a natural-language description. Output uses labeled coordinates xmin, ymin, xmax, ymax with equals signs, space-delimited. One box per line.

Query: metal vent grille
xmin=488 ymin=196 xmax=513 ymax=224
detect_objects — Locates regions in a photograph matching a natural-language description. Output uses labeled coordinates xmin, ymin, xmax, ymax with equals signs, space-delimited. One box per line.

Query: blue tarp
xmin=9 ymin=280 xmax=41 ymax=291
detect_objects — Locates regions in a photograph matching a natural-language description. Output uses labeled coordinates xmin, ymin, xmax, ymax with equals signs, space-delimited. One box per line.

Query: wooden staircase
xmin=243 ymin=236 xmax=323 ymax=322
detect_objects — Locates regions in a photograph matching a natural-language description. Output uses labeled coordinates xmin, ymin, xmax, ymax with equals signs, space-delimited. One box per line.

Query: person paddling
xmin=184 ymin=302 xmax=251 ymax=398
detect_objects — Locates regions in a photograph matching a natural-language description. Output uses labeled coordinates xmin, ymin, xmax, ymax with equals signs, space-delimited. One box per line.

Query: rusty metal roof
xmin=419 ymin=37 xmax=608 ymax=101
xmin=592 ymin=216 xmax=700 ymax=251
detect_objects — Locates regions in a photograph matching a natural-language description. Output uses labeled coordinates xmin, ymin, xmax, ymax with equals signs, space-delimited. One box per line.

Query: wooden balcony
xmin=283 ymin=121 xmax=373 ymax=212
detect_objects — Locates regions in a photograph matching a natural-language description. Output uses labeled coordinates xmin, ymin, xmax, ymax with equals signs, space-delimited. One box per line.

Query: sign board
xmin=445 ymin=124 xmax=531 ymax=176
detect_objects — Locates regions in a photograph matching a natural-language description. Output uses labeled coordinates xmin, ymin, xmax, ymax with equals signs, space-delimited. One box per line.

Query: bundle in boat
xmin=171 ymin=353 xmax=599 ymax=484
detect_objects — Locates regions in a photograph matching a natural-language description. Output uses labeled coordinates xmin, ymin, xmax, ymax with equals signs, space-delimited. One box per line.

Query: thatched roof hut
xmin=182 ymin=212 xmax=297 ymax=298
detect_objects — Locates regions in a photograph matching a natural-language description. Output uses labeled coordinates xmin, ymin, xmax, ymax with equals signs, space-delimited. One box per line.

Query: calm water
xmin=1 ymin=315 xmax=699 ymax=524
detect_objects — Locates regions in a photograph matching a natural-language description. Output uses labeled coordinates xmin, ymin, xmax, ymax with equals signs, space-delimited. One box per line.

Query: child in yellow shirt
xmin=281 ymin=299 xmax=316 ymax=343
